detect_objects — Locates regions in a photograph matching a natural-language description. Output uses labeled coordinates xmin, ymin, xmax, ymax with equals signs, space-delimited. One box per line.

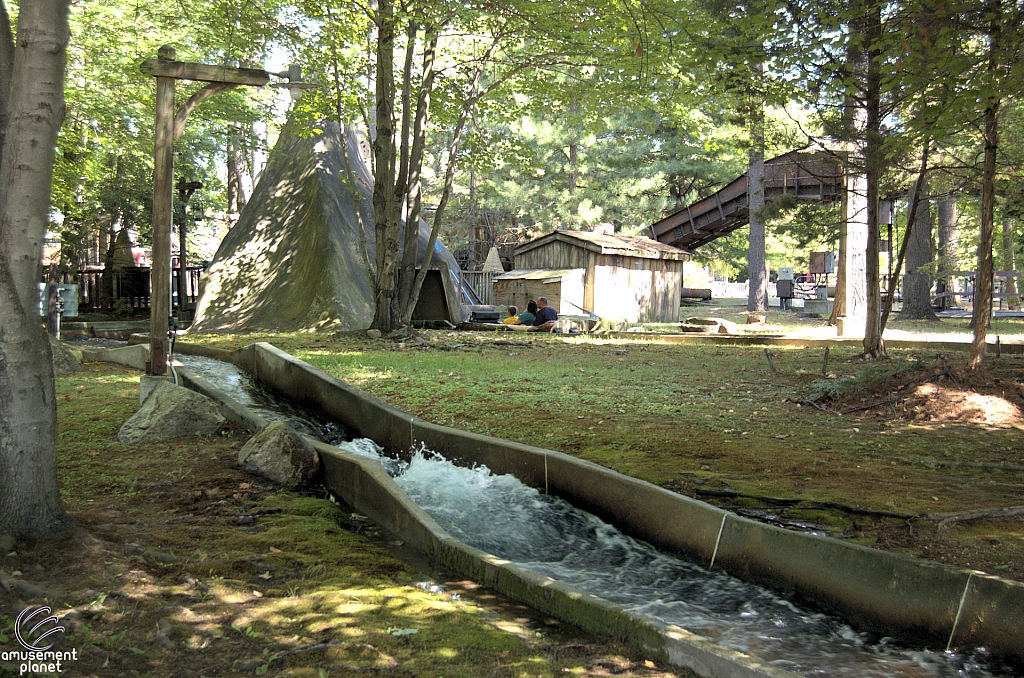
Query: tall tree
xmin=0 ymin=0 xmax=72 ymax=539
xmin=898 ymin=184 xmax=938 ymax=320
xmin=936 ymin=200 xmax=960 ymax=308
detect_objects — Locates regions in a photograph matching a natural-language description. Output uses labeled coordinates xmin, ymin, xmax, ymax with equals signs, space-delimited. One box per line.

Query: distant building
xmin=495 ymin=230 xmax=687 ymax=323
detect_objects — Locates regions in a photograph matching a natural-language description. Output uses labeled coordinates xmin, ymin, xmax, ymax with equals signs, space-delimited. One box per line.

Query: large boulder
xmin=49 ymin=335 xmax=82 ymax=376
xmin=118 ymin=381 xmax=226 ymax=444
xmin=238 ymin=421 xmax=319 ymax=488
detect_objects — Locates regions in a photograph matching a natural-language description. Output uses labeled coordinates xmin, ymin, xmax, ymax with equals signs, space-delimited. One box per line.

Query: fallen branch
xmin=927 ymin=505 xmax=1024 ymax=530
xmin=0 ymin=570 xmax=61 ymax=599
xmin=790 ymin=398 xmax=842 ymax=415
xmin=840 ymin=397 xmax=899 ymax=415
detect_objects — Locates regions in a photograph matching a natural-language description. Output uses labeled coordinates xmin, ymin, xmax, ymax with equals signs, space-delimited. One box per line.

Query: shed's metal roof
xmin=493 ymin=268 xmax=583 ymax=282
xmin=514 ymin=230 xmax=688 ymax=260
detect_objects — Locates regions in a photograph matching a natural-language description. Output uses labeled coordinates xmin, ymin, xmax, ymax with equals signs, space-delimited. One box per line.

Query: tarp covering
xmin=188 ymin=122 xmax=464 ymax=333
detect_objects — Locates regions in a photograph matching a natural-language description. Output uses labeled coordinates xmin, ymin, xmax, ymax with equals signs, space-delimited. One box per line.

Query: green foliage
xmin=806 ymin=361 xmax=919 ymax=401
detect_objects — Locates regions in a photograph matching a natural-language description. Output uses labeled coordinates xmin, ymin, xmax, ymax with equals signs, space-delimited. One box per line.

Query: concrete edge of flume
xmin=84 ymin=341 xmax=1024 ymax=674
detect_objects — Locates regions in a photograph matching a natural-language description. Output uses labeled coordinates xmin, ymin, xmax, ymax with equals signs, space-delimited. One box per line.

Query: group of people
xmin=501 ymin=297 xmax=558 ymax=332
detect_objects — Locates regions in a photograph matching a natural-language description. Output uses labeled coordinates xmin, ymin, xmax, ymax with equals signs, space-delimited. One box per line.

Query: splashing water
xmin=387 ymin=448 xmax=1008 ymax=678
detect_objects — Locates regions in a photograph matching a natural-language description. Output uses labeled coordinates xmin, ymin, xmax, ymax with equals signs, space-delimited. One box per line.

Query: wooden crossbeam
xmin=140 ymin=58 xmax=271 ymax=86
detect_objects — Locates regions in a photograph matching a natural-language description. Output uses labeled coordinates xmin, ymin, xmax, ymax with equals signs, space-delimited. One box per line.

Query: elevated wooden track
xmin=651 ymin=149 xmax=844 ymax=251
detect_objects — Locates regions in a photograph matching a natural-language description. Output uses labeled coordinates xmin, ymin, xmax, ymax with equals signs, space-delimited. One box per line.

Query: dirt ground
xmin=0 ymin=363 xmax=686 ymax=678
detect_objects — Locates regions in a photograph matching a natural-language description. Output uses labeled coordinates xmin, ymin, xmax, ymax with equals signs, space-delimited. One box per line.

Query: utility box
xmin=809 ymin=252 xmax=835 ymax=275
xmin=36 ymin=283 xmax=79 ymax=318
xmin=778 ymin=267 xmax=794 ymax=281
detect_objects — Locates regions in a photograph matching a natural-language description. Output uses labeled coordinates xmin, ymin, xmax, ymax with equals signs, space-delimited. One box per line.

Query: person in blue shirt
xmin=530 ymin=296 xmax=558 ymax=331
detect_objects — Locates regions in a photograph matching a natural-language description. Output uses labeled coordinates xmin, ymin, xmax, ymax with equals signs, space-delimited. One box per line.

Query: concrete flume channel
xmin=87 ymin=341 xmax=1023 ymax=677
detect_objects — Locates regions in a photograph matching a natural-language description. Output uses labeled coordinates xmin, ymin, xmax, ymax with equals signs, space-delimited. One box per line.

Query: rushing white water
xmin=178 ymin=354 xmax=1014 ymax=677
xmin=383 ymin=448 xmax=1006 ymax=678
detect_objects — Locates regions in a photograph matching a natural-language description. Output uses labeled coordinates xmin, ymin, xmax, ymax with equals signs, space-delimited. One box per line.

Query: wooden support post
xmin=150 ymin=45 xmax=176 ymax=375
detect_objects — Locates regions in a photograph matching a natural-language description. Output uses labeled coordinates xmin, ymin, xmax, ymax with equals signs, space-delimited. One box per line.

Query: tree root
xmin=927 ymin=505 xmax=1024 ymax=530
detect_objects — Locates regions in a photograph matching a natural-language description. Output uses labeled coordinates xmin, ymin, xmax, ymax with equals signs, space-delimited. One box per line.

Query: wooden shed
xmin=501 ymin=230 xmax=687 ymax=323
xmin=493 ymin=268 xmax=586 ymax=317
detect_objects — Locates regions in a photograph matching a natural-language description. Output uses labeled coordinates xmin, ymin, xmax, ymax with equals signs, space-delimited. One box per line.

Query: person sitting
xmin=515 ymin=300 xmax=537 ymax=326
xmin=530 ymin=296 xmax=558 ymax=332
xmin=501 ymin=306 xmax=519 ymax=324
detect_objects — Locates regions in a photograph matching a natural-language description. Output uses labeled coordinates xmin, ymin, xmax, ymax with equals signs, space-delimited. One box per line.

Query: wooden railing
xmin=56 ymin=266 xmax=205 ymax=311
xmin=460 ymin=270 xmax=494 ymax=305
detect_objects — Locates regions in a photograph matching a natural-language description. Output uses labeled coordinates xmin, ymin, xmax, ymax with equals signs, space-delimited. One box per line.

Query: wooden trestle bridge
xmin=650 ymin=149 xmax=845 ymax=251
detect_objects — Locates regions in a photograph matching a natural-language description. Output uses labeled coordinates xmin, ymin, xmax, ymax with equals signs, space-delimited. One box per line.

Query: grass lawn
xmin=0 ymin=362 xmax=683 ymax=678
xmin=183 ymin=328 xmax=1024 ymax=581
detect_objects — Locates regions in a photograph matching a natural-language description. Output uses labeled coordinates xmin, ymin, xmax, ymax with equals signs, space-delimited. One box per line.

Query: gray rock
xmin=139 ymin=375 xmax=174 ymax=404
xmin=386 ymin=326 xmax=413 ymax=340
xmin=238 ymin=421 xmax=319 ymax=488
xmin=117 ymin=382 xmax=226 ymax=444
xmin=49 ymin=335 xmax=82 ymax=376
xmin=366 ymin=329 xmax=382 ymax=339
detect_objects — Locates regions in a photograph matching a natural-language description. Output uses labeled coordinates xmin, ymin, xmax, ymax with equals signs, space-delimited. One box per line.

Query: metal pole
xmin=150 ymin=44 xmax=176 ymax=375
xmin=178 ymin=203 xmax=187 ymax=317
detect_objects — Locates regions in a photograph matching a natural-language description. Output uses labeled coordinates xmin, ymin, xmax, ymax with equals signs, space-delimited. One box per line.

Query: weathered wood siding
xmin=591 ymin=255 xmax=682 ymax=323
xmin=515 ymin=240 xmax=591 ymax=270
xmin=492 ymin=270 xmax=586 ymax=314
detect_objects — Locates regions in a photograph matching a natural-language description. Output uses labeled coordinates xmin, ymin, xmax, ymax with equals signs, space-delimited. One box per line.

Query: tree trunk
xmin=1002 ymin=217 xmax=1017 ymax=309
xmin=395 ymin=27 xmax=437 ymax=327
xmin=746 ymin=98 xmax=767 ymax=313
xmin=971 ymin=102 xmax=998 ymax=368
xmin=830 ymin=216 xmax=847 ymax=324
xmin=898 ymin=181 xmax=937 ymax=320
xmin=226 ymin=146 xmax=239 ymax=219
xmin=0 ymin=0 xmax=71 ymax=539
xmin=227 ymin=133 xmax=252 ymax=212
xmin=0 ymin=1 xmax=13 ymax=160
xmin=936 ymin=200 xmax=959 ymax=309
xmin=370 ymin=0 xmax=399 ymax=333
xmin=970 ymin=0 xmax=1002 ymax=370
xmin=400 ymin=48 xmax=489 ymax=326
xmin=395 ymin=23 xmax=424 ymax=324
xmin=862 ymin=4 xmax=884 ymax=356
